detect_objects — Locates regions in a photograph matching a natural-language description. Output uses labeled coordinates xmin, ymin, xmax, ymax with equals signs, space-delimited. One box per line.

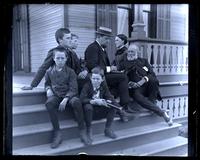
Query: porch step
xmin=13 ymin=90 xmax=46 ymax=106
xmin=13 ymin=102 xmax=162 ymax=127
xmin=12 ymin=74 xmax=188 ymax=155
xmin=13 ymin=122 xmax=181 ymax=155
xmin=109 ymin=136 xmax=187 ymax=156
xmin=13 ymin=111 xmax=166 ymax=149
xmin=13 ymin=78 xmax=188 ymax=106
xmin=13 ymin=104 xmax=74 ymax=126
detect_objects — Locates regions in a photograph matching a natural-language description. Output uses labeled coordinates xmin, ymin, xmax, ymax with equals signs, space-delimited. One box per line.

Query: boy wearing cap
xmin=84 ymin=27 xmax=132 ymax=122
xmin=118 ymin=44 xmax=173 ymax=126
xmin=80 ymin=67 xmax=118 ymax=144
xmin=45 ymin=47 xmax=89 ymax=148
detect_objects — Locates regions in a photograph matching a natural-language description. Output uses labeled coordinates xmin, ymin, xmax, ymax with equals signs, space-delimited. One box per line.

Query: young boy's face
xmin=59 ymin=33 xmax=71 ymax=48
xmin=71 ymin=37 xmax=79 ymax=49
xmin=53 ymin=51 xmax=67 ymax=68
xmin=91 ymin=73 xmax=103 ymax=89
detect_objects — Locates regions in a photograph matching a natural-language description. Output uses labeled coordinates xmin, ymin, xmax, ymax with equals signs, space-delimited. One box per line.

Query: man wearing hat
xmin=84 ymin=26 xmax=131 ymax=122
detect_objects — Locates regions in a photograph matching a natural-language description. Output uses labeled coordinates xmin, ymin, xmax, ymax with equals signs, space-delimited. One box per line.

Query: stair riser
xmin=13 ymin=115 xmax=164 ymax=149
xmin=13 ymin=105 xmax=163 ymax=127
xmin=13 ymin=112 xmax=180 ymax=150
xmin=13 ymin=94 xmax=46 ymax=106
xmin=13 ymin=109 xmax=74 ymax=127
xmin=150 ymin=144 xmax=188 ymax=156
xmin=159 ymin=84 xmax=188 ymax=97
xmin=56 ymin=127 xmax=180 ymax=155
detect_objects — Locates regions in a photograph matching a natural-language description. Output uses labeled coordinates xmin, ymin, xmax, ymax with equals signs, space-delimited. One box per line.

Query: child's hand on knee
xmin=59 ymin=97 xmax=69 ymax=111
xmin=46 ymin=88 xmax=54 ymax=97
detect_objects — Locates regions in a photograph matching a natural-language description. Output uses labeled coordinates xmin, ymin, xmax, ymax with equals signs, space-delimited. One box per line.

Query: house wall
xmin=29 ymin=4 xmax=64 ymax=72
xmin=16 ymin=4 xmax=188 ymax=73
xmin=66 ymin=4 xmax=96 ymax=58
xmin=170 ymin=4 xmax=188 ymax=42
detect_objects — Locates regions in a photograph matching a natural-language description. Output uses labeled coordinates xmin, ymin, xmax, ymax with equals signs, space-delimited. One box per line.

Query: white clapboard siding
xmin=29 ymin=4 xmax=64 ymax=72
xmin=67 ymin=4 xmax=95 ymax=58
xmin=170 ymin=4 xmax=188 ymax=42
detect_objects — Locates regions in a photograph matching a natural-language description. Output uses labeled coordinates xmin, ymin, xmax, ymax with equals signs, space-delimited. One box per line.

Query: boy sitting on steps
xmin=80 ymin=67 xmax=123 ymax=145
xmin=45 ymin=47 xmax=89 ymax=148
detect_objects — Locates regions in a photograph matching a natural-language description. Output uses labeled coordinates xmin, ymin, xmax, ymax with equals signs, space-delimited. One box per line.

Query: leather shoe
xmin=104 ymin=128 xmax=117 ymax=139
xmin=87 ymin=127 xmax=93 ymax=144
xmin=162 ymin=111 xmax=173 ymax=126
xmin=51 ymin=131 xmax=62 ymax=149
xmin=118 ymin=110 xmax=129 ymax=122
xmin=80 ymin=129 xmax=91 ymax=145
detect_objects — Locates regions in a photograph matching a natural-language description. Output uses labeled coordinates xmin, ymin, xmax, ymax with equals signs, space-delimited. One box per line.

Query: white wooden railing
xmin=157 ymin=96 xmax=188 ymax=120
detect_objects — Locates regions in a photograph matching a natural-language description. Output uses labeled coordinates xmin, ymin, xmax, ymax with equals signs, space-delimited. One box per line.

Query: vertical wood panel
xmin=170 ymin=5 xmax=188 ymax=41
xmin=29 ymin=4 xmax=64 ymax=72
xmin=66 ymin=5 xmax=95 ymax=58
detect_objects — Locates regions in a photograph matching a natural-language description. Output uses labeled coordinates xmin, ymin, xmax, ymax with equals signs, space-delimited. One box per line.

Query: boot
xmin=80 ymin=129 xmax=91 ymax=145
xmin=86 ymin=127 xmax=93 ymax=144
xmin=104 ymin=128 xmax=117 ymax=139
xmin=118 ymin=109 xmax=128 ymax=122
xmin=51 ymin=130 xmax=62 ymax=149
xmin=162 ymin=110 xmax=173 ymax=126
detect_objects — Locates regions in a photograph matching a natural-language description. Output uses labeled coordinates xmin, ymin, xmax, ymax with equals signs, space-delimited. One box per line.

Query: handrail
xmin=160 ymin=81 xmax=188 ymax=86
xmin=128 ymin=37 xmax=188 ymax=45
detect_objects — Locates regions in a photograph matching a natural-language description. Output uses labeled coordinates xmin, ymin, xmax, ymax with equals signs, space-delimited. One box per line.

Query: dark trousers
xmin=83 ymin=104 xmax=116 ymax=129
xmin=145 ymin=79 xmax=161 ymax=102
xmin=129 ymin=81 xmax=163 ymax=116
xmin=45 ymin=96 xmax=85 ymax=131
xmin=105 ymin=73 xmax=130 ymax=106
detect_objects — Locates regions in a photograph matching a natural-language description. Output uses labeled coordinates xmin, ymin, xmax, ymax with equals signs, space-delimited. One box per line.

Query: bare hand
xmin=21 ymin=86 xmax=33 ymax=90
xmin=59 ymin=97 xmax=69 ymax=111
xmin=78 ymin=70 xmax=88 ymax=79
xmin=110 ymin=65 xmax=117 ymax=71
xmin=128 ymin=81 xmax=135 ymax=88
xmin=132 ymin=82 xmax=141 ymax=88
xmin=136 ymin=78 xmax=146 ymax=87
xmin=46 ymin=89 xmax=54 ymax=97
xmin=128 ymin=81 xmax=141 ymax=89
xmin=93 ymin=99 xmax=108 ymax=107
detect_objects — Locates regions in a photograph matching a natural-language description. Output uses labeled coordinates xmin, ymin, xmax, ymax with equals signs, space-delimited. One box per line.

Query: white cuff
xmin=144 ymin=76 xmax=149 ymax=82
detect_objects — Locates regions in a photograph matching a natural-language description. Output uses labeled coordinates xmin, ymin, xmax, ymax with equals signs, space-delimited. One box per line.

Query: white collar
xmin=96 ymin=40 xmax=105 ymax=51
xmin=117 ymin=45 xmax=125 ymax=50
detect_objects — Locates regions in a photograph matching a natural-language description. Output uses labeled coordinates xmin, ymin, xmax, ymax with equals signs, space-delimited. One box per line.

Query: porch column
xmin=131 ymin=4 xmax=146 ymax=39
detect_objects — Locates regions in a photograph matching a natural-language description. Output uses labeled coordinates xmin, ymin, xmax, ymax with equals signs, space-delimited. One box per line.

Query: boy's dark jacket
xmin=31 ymin=45 xmax=82 ymax=88
xmin=80 ymin=80 xmax=120 ymax=107
xmin=45 ymin=65 xmax=78 ymax=99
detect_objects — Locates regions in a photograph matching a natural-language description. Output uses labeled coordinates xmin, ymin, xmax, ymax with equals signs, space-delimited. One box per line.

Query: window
xmin=157 ymin=4 xmax=171 ymax=40
xmin=117 ymin=4 xmax=134 ymax=37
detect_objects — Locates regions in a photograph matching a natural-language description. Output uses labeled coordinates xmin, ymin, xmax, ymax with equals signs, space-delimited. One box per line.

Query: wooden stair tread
xmin=13 ymin=122 xmax=181 ymax=155
xmin=109 ymin=136 xmax=187 ymax=156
